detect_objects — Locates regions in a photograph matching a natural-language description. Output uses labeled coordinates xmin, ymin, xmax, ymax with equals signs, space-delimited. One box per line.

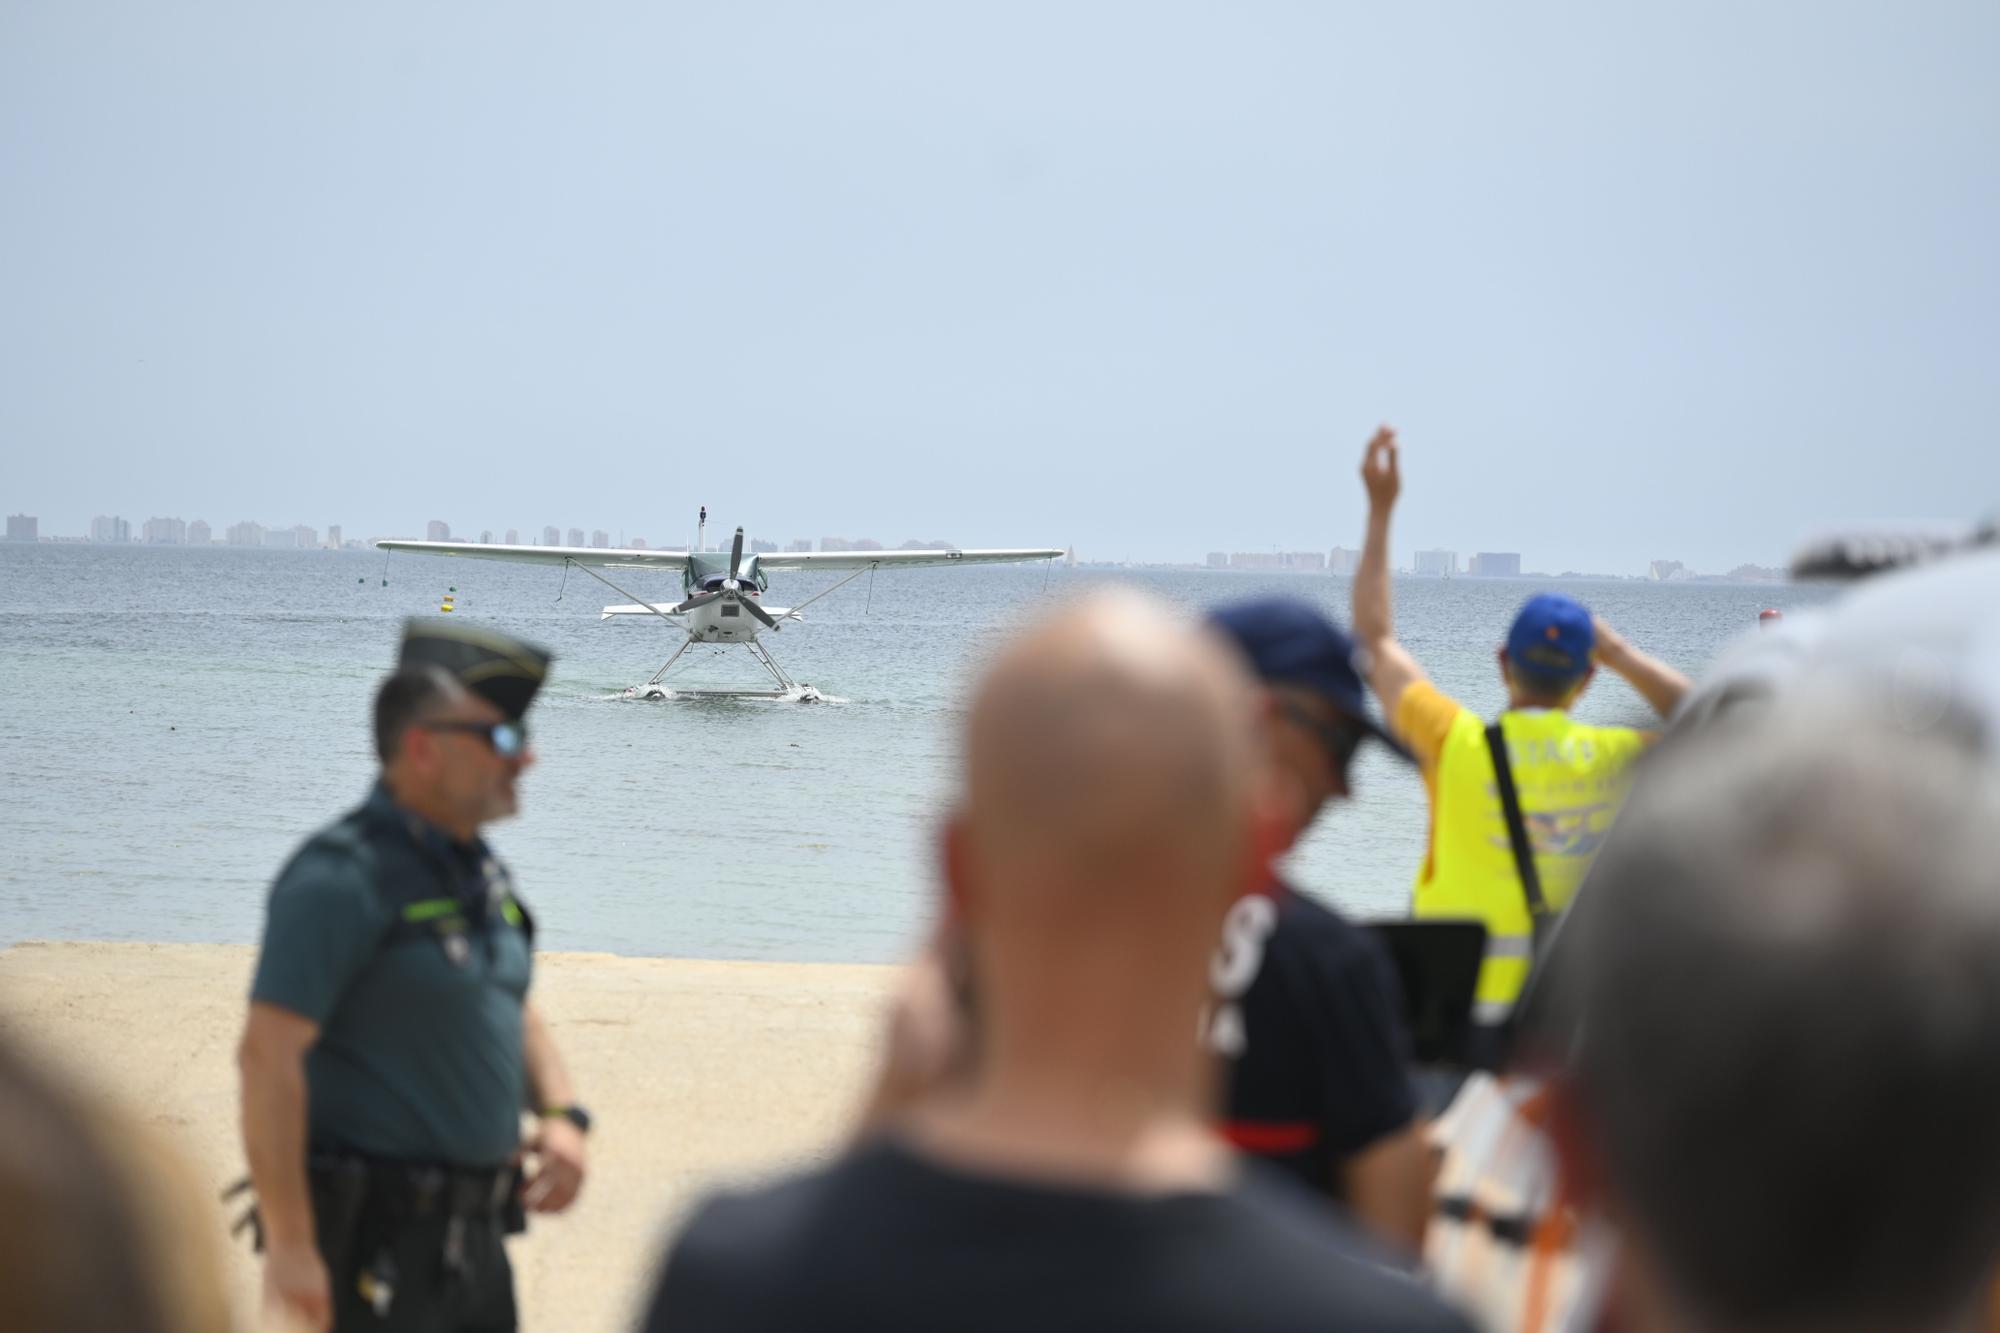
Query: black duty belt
xmin=309 ymin=1152 xmax=518 ymax=1220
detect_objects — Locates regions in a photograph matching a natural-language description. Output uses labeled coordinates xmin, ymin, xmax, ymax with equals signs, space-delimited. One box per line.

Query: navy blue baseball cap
xmin=1504 ymin=593 xmax=1596 ymax=685
xmin=1207 ymin=597 xmax=1411 ymax=762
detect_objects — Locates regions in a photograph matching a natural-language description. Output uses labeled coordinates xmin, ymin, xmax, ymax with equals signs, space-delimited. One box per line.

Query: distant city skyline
xmin=4 ymin=506 xmax=1785 ymax=579
xmin=0 ymin=486 xmax=1960 ymax=576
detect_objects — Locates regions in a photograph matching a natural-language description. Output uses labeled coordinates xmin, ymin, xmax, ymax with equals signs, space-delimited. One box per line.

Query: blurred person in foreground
xmin=1202 ymin=597 xmax=1429 ymax=1250
xmin=0 ymin=1034 xmax=231 ymax=1332
xmin=238 ymin=621 xmax=588 ymax=1332
xmin=1351 ymin=427 xmax=1692 ymax=1069
xmin=1539 ymin=692 xmax=2000 ymax=1333
xmin=644 ymin=591 xmax=1471 ymax=1333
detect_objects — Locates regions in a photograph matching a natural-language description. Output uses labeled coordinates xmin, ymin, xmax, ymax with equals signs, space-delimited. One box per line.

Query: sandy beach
xmin=0 ymin=941 xmax=901 ymax=1332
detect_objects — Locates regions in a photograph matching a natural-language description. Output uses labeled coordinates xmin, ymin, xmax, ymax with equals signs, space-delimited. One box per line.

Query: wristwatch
xmin=543 ymin=1103 xmax=592 ymax=1134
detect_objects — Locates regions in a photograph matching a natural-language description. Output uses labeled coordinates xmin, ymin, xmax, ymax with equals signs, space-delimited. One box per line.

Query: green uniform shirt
xmin=251 ymin=782 xmax=533 ymax=1167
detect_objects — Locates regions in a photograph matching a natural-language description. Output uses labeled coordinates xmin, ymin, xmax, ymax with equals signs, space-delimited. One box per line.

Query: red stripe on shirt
xmin=1223 ymin=1120 xmax=1321 ymax=1154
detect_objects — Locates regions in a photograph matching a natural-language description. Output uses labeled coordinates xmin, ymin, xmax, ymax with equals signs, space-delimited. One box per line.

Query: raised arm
xmin=1593 ymin=616 xmax=1694 ymax=720
xmin=1352 ymin=426 xmax=1429 ymax=721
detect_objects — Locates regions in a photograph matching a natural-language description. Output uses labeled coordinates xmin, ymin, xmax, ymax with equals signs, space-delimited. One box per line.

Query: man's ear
xmin=939 ymin=813 xmax=974 ymax=926
xmin=396 ymin=722 xmax=434 ymax=773
xmin=1240 ymin=769 xmax=1295 ymax=896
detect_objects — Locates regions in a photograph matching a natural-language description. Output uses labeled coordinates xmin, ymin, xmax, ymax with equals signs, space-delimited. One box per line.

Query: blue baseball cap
xmin=1505 ymin=593 xmax=1596 ymax=684
xmin=1206 ymin=597 xmax=1411 ymax=762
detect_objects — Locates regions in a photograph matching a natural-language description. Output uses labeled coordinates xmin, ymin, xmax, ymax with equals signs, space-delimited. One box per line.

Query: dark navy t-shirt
xmin=1207 ymin=882 xmax=1419 ymax=1198
xmin=643 ymin=1138 xmax=1472 ymax=1333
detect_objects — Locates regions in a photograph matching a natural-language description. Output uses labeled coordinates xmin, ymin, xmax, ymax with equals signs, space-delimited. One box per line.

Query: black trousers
xmin=311 ymin=1177 xmax=517 ymax=1333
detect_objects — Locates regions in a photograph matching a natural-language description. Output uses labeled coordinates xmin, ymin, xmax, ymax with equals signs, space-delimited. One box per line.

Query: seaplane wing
xmin=757 ymin=547 xmax=1063 ymax=571
xmin=374 ymin=540 xmax=691 ymax=570
xmin=377 ymin=524 xmax=1060 ymax=702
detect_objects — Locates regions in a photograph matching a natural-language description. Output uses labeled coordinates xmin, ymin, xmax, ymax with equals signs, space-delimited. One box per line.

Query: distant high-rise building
xmin=226 ymin=520 xmax=264 ymax=547
xmin=590 ymin=530 xmax=610 ymax=549
xmin=630 ymin=537 xmax=647 ymax=549
xmin=6 ymin=514 xmax=37 ymax=543
xmin=504 ymin=528 xmax=518 ymax=545
xmin=426 ymin=520 xmax=450 ymax=542
xmin=1649 ymin=559 xmax=1688 ymax=582
xmin=820 ymin=537 xmax=853 ymax=552
xmin=325 ymin=525 xmax=340 ymax=550
xmin=1207 ymin=552 xmax=1228 ymax=569
xmin=263 ymin=527 xmax=299 ymax=549
xmin=567 ymin=528 xmax=584 ymax=547
xmin=292 ymin=524 xmax=317 ymax=549
xmin=786 ymin=538 xmax=812 ymax=553
xmin=854 ymin=538 xmax=884 ymax=552
xmin=1226 ymin=551 xmax=1327 ymax=572
xmin=90 ymin=515 xmax=130 ymax=543
xmin=480 ymin=530 xmax=493 ymax=544
xmin=750 ymin=538 xmax=775 ymax=554
xmin=542 ymin=526 xmax=560 ymax=546
xmin=188 ymin=519 xmax=211 ymax=546
xmin=1414 ymin=549 xmax=1457 ymax=577
xmin=1328 ymin=546 xmax=1359 ymax=576
xmin=1467 ymin=552 xmax=1522 ymax=577
xmin=142 ymin=517 xmax=186 ymax=544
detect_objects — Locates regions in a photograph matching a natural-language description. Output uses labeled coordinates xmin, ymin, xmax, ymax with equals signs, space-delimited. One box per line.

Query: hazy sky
xmin=3 ymin=1 xmax=1995 ymax=571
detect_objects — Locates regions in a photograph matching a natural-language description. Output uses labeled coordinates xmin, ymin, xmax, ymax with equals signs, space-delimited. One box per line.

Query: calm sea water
xmin=0 ymin=545 xmax=1834 ymax=963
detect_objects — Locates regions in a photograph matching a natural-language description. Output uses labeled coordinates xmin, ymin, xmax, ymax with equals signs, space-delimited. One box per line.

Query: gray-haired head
xmin=1556 ymin=688 xmax=2000 ymax=1333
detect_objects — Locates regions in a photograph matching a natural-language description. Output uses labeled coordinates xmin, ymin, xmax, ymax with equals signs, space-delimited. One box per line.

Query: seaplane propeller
xmin=668 ymin=528 xmax=780 ymax=628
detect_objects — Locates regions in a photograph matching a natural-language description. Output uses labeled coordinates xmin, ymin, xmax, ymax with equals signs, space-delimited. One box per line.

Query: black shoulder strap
xmin=1485 ymin=722 xmax=1551 ymax=942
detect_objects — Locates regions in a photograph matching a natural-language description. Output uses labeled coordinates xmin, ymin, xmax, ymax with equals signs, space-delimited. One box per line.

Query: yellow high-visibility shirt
xmin=1394 ymin=681 xmax=1652 ymax=1021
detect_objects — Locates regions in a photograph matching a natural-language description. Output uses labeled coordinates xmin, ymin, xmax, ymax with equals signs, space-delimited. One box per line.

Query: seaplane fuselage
xmin=675 ymin=571 xmax=787 ymax=644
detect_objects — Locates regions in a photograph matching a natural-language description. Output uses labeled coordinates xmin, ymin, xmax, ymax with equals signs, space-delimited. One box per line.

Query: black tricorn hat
xmin=398 ymin=619 xmax=553 ymax=721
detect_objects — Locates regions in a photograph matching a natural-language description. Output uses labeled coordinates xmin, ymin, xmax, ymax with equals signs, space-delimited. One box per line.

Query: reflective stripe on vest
xmin=1413 ymin=707 xmax=1648 ymax=1017
xmin=401 ymin=898 xmax=461 ymax=923
xmin=399 ymin=896 xmax=526 ymax=928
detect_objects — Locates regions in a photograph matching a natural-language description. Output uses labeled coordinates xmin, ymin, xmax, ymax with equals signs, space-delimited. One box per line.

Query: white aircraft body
xmin=377 ymin=524 xmax=1063 ymax=700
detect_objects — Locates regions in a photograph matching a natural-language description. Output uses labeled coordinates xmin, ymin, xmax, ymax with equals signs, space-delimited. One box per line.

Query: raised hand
xmin=1360 ymin=426 xmax=1400 ymax=511
xmin=1591 ymin=614 xmax=1631 ymax=667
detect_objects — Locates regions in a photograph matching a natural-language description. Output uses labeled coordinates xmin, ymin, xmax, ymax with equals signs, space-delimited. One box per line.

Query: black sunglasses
xmin=421 ymin=720 xmax=529 ymax=759
xmin=1277 ymin=698 xmax=1364 ymax=778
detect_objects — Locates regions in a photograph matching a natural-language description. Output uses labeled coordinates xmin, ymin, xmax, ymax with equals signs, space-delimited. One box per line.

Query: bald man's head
xmin=956 ymin=591 xmax=1267 ymax=924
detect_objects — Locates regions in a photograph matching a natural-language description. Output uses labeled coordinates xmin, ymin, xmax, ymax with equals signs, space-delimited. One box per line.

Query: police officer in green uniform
xmin=237 ymin=621 xmax=590 ymax=1332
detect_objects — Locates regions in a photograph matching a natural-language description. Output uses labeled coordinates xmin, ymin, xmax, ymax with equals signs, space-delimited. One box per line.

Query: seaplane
xmin=376 ymin=516 xmax=1063 ymax=701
